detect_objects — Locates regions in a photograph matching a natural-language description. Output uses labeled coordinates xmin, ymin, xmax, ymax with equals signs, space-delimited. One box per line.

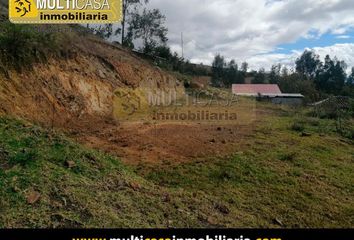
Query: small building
xmin=232 ymin=84 xmax=282 ymax=96
xmin=262 ymin=93 xmax=305 ymax=106
xmin=232 ymin=84 xmax=304 ymax=106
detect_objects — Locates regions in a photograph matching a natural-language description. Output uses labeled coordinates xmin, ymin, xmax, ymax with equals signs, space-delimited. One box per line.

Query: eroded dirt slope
xmin=0 ymin=36 xmax=183 ymax=126
xmin=0 ymin=33 xmax=258 ymax=165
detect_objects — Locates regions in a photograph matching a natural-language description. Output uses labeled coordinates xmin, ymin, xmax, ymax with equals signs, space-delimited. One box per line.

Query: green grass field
xmin=0 ymin=103 xmax=353 ymax=228
xmin=141 ymin=109 xmax=354 ymax=227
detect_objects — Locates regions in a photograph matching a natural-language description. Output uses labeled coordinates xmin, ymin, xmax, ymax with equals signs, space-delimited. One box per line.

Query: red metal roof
xmin=232 ymin=84 xmax=282 ymax=95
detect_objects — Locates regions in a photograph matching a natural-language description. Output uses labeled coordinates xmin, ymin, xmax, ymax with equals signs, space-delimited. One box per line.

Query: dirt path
xmin=67 ymin=116 xmax=258 ymax=166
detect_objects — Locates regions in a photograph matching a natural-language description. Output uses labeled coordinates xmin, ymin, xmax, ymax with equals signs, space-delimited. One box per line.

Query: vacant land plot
xmin=0 ymin=101 xmax=353 ymax=228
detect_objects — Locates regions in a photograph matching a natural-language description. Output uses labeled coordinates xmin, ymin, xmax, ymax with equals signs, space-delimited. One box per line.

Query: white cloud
xmin=313 ymin=43 xmax=354 ymax=73
xmin=336 ymin=35 xmax=351 ymax=39
xmin=149 ymin=0 xmax=354 ymax=71
xmin=245 ymin=43 xmax=354 ymax=74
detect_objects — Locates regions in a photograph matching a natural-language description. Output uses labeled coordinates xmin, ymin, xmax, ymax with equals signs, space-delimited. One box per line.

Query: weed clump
xmin=9 ymin=148 xmax=38 ymax=167
xmin=291 ymin=122 xmax=305 ymax=132
xmin=279 ymin=152 xmax=297 ymax=162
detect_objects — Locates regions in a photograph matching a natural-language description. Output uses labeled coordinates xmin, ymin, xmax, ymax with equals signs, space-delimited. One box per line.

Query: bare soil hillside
xmin=0 ymin=34 xmax=183 ymax=128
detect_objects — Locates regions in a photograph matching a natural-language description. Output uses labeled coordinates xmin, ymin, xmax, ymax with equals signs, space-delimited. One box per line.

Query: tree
xmin=316 ymin=55 xmax=347 ymax=94
xmin=93 ymin=24 xmax=113 ymax=39
xmin=128 ymin=8 xmax=168 ymax=54
xmin=269 ymin=64 xmax=281 ymax=84
xmin=211 ymin=54 xmax=226 ymax=87
xmin=341 ymin=67 xmax=354 ymax=97
xmin=295 ymin=50 xmax=322 ymax=80
xmin=252 ymin=68 xmax=267 ymax=84
xmin=119 ymin=0 xmax=149 ymax=45
xmin=241 ymin=62 xmax=249 ymax=73
xmin=331 ymin=59 xmax=347 ymax=93
xmin=152 ymin=45 xmax=173 ymax=59
xmin=225 ymin=59 xmax=239 ymax=86
xmin=279 ymin=73 xmax=320 ymax=102
xmin=170 ymin=52 xmax=185 ymax=73
xmin=281 ymin=66 xmax=289 ymax=77
xmin=348 ymin=67 xmax=354 ymax=85
xmin=316 ymin=55 xmax=333 ymax=90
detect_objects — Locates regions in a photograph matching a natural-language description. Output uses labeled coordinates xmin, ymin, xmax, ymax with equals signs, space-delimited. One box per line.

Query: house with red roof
xmin=232 ymin=84 xmax=281 ymax=96
xmin=232 ymin=84 xmax=304 ymax=105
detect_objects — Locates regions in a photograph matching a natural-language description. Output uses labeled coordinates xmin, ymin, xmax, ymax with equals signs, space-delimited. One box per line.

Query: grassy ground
xmin=0 ymin=103 xmax=353 ymax=228
xmin=0 ymin=117 xmax=206 ymax=228
xmin=137 ymin=105 xmax=354 ymax=228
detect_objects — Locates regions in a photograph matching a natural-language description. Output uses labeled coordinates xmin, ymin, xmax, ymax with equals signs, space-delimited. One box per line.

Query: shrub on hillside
xmin=291 ymin=122 xmax=305 ymax=132
xmin=342 ymin=128 xmax=354 ymax=140
xmin=0 ymin=22 xmax=72 ymax=71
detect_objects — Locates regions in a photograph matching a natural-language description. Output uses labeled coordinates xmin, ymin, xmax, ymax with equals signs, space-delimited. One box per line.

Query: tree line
xmin=211 ymin=50 xmax=354 ymax=100
xmin=93 ymin=0 xmax=168 ymax=54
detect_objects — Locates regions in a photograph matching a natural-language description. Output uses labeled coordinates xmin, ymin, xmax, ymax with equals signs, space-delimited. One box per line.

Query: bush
xmin=291 ymin=122 xmax=305 ymax=132
xmin=9 ymin=148 xmax=38 ymax=166
xmin=341 ymin=128 xmax=354 ymax=140
xmin=279 ymin=152 xmax=297 ymax=162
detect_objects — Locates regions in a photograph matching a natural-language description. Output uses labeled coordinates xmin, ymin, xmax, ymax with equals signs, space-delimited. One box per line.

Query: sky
xmin=148 ymin=0 xmax=354 ymax=73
